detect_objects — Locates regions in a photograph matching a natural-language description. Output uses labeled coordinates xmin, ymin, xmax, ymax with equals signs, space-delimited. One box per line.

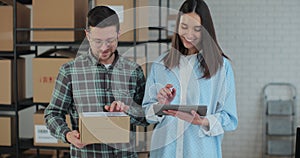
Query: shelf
xmin=0 ymin=98 xmax=34 ymax=112
xmin=0 ymin=145 xmax=17 ymax=155
xmin=20 ymin=138 xmax=69 ymax=150
xmin=266 ymin=114 xmax=295 ymax=117
xmin=16 ymin=41 xmax=83 ymax=47
xmin=19 ymin=138 xmax=34 ymax=150
xmin=148 ymin=26 xmax=167 ymax=30
xmin=266 ymin=134 xmax=296 ymax=137
xmin=118 ymin=41 xmax=148 ymax=47
xmin=148 ymin=39 xmax=172 ymax=43
xmin=0 ymin=139 xmax=32 ymax=155
xmin=0 ymin=138 xmax=69 ymax=155
xmin=0 ymin=50 xmax=36 ymax=57
xmin=15 ymin=40 xmax=170 ymax=47
xmin=32 ymin=102 xmax=49 ymax=107
xmin=17 ymin=0 xmax=32 ymax=5
xmin=0 ymin=0 xmax=170 ymax=156
xmin=266 ymin=154 xmax=295 ymax=157
xmin=16 ymin=28 xmax=85 ymax=31
xmin=18 ymin=98 xmax=35 ymax=110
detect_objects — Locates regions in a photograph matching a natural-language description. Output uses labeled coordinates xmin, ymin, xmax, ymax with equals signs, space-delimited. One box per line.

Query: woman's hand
xmin=157 ymin=84 xmax=176 ymax=105
xmin=163 ymin=110 xmax=209 ymax=126
xmin=104 ymin=101 xmax=129 ymax=112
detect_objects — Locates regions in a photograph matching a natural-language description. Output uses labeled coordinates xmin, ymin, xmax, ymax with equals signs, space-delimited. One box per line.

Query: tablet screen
xmin=153 ymin=104 xmax=207 ymax=116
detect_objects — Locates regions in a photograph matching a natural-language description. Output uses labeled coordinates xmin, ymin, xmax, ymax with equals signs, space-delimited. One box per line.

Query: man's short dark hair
xmin=87 ymin=6 xmax=120 ymax=32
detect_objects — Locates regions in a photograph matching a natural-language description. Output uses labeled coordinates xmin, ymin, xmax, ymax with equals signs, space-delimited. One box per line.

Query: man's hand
xmin=104 ymin=101 xmax=129 ymax=112
xmin=66 ymin=130 xmax=86 ymax=148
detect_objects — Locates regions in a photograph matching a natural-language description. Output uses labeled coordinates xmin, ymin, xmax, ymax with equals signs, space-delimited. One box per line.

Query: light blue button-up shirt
xmin=142 ymin=53 xmax=238 ymax=158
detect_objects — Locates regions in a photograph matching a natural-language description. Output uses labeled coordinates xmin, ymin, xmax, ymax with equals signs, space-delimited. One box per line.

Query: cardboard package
xmin=138 ymin=152 xmax=149 ymax=158
xmin=0 ymin=58 xmax=25 ymax=105
xmin=79 ymin=112 xmax=130 ymax=144
xmin=95 ymin=0 xmax=149 ymax=42
xmin=32 ymin=49 xmax=76 ymax=103
xmin=136 ymin=124 xmax=154 ymax=152
xmin=0 ymin=0 xmax=30 ymax=51
xmin=34 ymin=109 xmax=71 ymax=147
xmin=0 ymin=116 xmax=15 ymax=146
xmin=32 ymin=0 xmax=88 ymax=41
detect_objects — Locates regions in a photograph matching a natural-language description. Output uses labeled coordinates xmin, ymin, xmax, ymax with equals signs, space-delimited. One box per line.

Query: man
xmin=44 ymin=6 xmax=147 ymax=157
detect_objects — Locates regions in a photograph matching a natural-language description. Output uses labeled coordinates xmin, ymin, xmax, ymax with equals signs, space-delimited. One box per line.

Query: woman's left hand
xmin=163 ymin=110 xmax=209 ymax=126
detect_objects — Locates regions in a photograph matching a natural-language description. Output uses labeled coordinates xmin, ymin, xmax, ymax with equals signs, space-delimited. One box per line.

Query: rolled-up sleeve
xmin=44 ymin=66 xmax=73 ymax=143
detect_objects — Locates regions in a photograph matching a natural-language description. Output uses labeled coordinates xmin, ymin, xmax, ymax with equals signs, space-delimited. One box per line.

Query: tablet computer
xmin=153 ymin=104 xmax=207 ymax=116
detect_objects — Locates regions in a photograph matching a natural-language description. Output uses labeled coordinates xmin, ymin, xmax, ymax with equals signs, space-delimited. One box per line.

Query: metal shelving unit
xmin=0 ymin=0 xmax=173 ymax=157
xmin=0 ymin=1 xmax=36 ymax=157
xmin=0 ymin=0 xmax=87 ymax=157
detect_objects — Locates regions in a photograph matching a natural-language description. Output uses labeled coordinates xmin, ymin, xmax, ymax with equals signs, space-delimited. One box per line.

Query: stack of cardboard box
xmin=0 ymin=1 xmax=153 ymax=155
xmin=0 ymin=58 xmax=25 ymax=105
xmin=32 ymin=49 xmax=76 ymax=103
xmin=95 ymin=0 xmax=149 ymax=42
xmin=33 ymin=109 xmax=71 ymax=147
xmin=0 ymin=0 xmax=30 ymax=51
xmin=0 ymin=117 xmax=15 ymax=146
xmin=32 ymin=0 xmax=88 ymax=42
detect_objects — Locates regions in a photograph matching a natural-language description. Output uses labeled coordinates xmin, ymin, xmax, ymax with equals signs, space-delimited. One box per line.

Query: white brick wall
xmin=146 ymin=0 xmax=300 ymax=158
xmin=207 ymin=0 xmax=300 ymax=158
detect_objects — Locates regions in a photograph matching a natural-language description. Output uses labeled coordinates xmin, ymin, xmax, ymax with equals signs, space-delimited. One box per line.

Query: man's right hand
xmin=66 ymin=130 xmax=86 ymax=148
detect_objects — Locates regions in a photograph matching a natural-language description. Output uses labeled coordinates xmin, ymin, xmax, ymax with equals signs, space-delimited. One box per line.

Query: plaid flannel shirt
xmin=44 ymin=50 xmax=147 ymax=158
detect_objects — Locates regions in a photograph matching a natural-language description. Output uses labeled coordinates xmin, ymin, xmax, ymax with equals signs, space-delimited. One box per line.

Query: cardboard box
xmin=32 ymin=0 xmax=88 ymax=41
xmin=0 ymin=0 xmax=30 ymax=51
xmin=0 ymin=58 xmax=25 ymax=105
xmin=79 ymin=112 xmax=130 ymax=144
xmin=136 ymin=124 xmax=154 ymax=152
xmin=32 ymin=49 xmax=76 ymax=103
xmin=138 ymin=152 xmax=149 ymax=158
xmin=166 ymin=14 xmax=177 ymax=39
xmin=33 ymin=109 xmax=71 ymax=147
xmin=95 ymin=0 xmax=149 ymax=42
xmin=0 ymin=116 xmax=15 ymax=146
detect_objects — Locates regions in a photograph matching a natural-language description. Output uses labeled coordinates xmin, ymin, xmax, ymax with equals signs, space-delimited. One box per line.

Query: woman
xmin=142 ymin=0 xmax=238 ymax=157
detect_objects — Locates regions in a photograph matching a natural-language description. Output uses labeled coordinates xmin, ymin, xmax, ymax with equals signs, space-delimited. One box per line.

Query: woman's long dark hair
xmin=163 ymin=0 xmax=227 ymax=79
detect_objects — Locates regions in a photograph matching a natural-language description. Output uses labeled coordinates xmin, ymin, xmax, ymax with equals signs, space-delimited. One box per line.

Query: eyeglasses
xmin=90 ymin=37 xmax=118 ymax=48
xmin=88 ymin=34 xmax=118 ymax=48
